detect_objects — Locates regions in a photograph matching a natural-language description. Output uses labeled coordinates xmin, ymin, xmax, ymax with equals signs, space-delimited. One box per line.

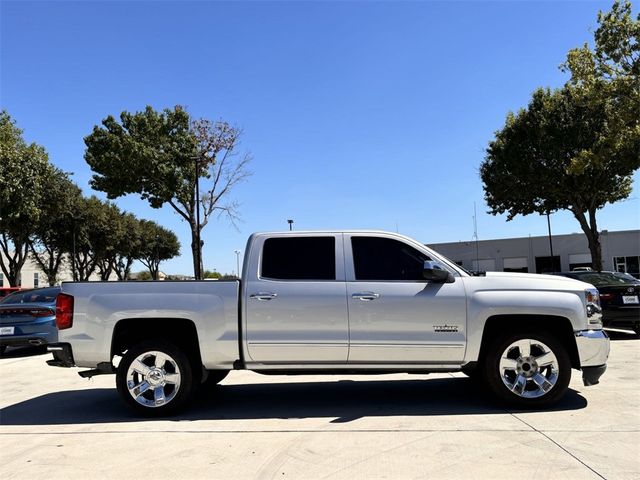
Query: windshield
xmin=0 ymin=287 xmax=60 ymax=305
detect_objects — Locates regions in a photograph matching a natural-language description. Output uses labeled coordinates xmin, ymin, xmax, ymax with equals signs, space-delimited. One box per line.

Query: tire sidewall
xmin=116 ymin=340 xmax=194 ymax=416
xmin=483 ymin=331 xmax=571 ymax=409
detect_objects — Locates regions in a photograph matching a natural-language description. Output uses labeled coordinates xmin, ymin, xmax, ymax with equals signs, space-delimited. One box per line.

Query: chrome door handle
xmin=250 ymin=292 xmax=278 ymax=301
xmin=352 ymin=292 xmax=380 ymax=301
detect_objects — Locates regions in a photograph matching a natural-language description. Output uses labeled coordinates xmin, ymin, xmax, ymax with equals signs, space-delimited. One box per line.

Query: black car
xmin=554 ymin=271 xmax=640 ymax=335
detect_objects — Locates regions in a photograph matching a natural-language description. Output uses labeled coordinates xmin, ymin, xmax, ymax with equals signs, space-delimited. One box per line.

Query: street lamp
xmin=234 ymin=250 xmax=241 ymax=279
xmin=546 ymin=210 xmax=555 ymax=272
xmin=194 ymin=155 xmax=202 ymax=280
xmin=287 ymin=219 xmax=293 ymax=231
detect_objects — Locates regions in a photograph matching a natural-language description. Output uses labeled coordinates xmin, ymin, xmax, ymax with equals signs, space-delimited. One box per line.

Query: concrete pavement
xmin=1 ymin=331 xmax=638 ymax=480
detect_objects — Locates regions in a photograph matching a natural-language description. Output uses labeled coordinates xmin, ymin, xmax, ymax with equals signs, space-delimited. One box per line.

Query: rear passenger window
xmin=352 ymin=236 xmax=430 ymax=281
xmin=261 ymin=237 xmax=336 ymax=280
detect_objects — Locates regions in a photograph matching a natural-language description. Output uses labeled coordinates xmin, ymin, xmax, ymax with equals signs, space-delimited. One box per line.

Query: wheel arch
xmin=111 ymin=317 xmax=203 ymax=372
xmin=477 ymin=315 xmax=580 ymax=370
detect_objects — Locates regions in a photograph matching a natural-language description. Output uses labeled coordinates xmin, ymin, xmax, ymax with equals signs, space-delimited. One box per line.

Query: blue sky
xmin=2 ymin=0 xmax=638 ymax=275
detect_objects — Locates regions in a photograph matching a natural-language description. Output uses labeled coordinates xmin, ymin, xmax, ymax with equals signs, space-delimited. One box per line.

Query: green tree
xmin=0 ymin=111 xmax=52 ymax=286
xmin=203 ymin=269 xmax=222 ymax=279
xmin=135 ymin=270 xmax=153 ymax=281
xmin=68 ymin=196 xmax=121 ymax=281
xmin=84 ymin=106 xmax=251 ymax=280
xmin=137 ymin=219 xmax=180 ymax=280
xmin=112 ymin=213 xmax=143 ymax=281
xmin=93 ymin=201 xmax=129 ymax=281
xmin=481 ymin=1 xmax=639 ymax=271
xmin=29 ymin=171 xmax=83 ymax=286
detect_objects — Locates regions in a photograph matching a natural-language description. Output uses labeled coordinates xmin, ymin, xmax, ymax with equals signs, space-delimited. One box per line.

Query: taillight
xmin=599 ymin=293 xmax=614 ymax=301
xmin=56 ymin=293 xmax=74 ymax=330
xmin=30 ymin=308 xmax=55 ymax=317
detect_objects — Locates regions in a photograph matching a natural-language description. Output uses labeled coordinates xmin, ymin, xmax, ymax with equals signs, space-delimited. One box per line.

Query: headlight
xmin=585 ymin=288 xmax=600 ymax=307
xmin=585 ymin=288 xmax=602 ymax=326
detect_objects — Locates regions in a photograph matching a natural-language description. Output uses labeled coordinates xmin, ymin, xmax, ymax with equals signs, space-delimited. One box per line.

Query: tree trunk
xmin=571 ymin=208 xmax=604 ymax=272
xmin=0 ymin=234 xmax=29 ymax=287
xmin=114 ymin=256 xmax=133 ymax=281
xmin=29 ymin=244 xmax=64 ymax=286
xmin=73 ymin=252 xmax=97 ymax=281
xmin=97 ymin=259 xmax=114 ymax=281
xmin=190 ymin=227 xmax=203 ymax=280
xmin=139 ymin=258 xmax=159 ymax=280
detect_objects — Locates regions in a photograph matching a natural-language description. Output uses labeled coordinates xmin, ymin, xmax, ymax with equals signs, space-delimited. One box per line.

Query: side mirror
xmin=423 ymin=261 xmax=455 ymax=283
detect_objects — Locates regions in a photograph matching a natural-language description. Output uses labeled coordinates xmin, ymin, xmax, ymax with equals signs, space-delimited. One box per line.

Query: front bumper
xmin=575 ymin=329 xmax=610 ymax=386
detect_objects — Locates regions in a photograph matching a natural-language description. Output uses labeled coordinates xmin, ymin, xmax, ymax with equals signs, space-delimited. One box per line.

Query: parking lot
xmin=1 ymin=330 xmax=638 ymax=480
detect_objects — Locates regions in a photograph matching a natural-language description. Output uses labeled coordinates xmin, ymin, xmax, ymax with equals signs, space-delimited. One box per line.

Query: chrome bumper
xmin=575 ymin=330 xmax=609 ymax=386
xmin=575 ymin=329 xmax=610 ymax=367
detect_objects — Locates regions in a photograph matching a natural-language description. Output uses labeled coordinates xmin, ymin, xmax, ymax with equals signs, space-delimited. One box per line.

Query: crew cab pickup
xmin=48 ymin=231 xmax=610 ymax=415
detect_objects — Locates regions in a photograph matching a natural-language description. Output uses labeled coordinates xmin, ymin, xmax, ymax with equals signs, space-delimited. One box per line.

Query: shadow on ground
xmin=0 ymin=345 xmax=48 ymax=359
xmin=0 ymin=376 xmax=587 ymax=426
xmin=605 ymin=328 xmax=638 ymax=341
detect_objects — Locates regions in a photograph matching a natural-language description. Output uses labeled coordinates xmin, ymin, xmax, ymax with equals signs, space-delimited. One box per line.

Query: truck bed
xmin=57 ymin=280 xmax=240 ymax=369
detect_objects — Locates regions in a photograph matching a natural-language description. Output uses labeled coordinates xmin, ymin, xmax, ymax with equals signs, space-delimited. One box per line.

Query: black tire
xmin=116 ymin=340 xmax=195 ymax=416
xmin=0 ymin=345 xmax=6 ymax=356
xmin=482 ymin=331 xmax=571 ymax=409
xmin=633 ymin=324 xmax=640 ymax=338
xmin=202 ymin=369 xmax=229 ymax=387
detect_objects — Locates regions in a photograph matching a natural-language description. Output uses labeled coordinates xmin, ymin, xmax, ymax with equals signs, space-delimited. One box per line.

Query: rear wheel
xmin=482 ymin=331 xmax=571 ymax=408
xmin=116 ymin=340 xmax=195 ymax=416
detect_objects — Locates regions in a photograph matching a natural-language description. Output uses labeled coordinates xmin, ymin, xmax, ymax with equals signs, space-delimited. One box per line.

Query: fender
xmin=464 ymin=289 xmax=585 ymax=363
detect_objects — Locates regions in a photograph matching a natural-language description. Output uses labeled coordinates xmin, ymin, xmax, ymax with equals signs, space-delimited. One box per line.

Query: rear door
xmin=244 ymin=233 xmax=349 ymax=363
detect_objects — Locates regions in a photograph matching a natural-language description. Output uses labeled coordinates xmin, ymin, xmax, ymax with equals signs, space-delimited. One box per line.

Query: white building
xmin=0 ymin=254 xmax=105 ymax=288
xmin=428 ymin=229 xmax=640 ymax=275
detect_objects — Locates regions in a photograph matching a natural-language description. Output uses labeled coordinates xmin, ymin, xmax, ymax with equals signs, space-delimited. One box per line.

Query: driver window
xmin=351 ymin=237 xmax=431 ymax=281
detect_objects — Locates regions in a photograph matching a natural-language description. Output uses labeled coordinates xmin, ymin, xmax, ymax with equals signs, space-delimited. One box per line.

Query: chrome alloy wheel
xmin=125 ymin=351 xmax=182 ymax=408
xmin=498 ymin=339 xmax=559 ymax=399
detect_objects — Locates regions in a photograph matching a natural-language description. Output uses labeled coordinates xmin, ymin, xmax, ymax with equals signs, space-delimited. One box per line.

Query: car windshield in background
xmin=0 ymin=287 xmax=60 ymax=304
xmin=575 ymin=272 xmax=638 ymax=287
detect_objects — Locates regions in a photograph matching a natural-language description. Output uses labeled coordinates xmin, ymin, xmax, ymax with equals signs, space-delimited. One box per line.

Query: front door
xmin=345 ymin=234 xmax=467 ymax=364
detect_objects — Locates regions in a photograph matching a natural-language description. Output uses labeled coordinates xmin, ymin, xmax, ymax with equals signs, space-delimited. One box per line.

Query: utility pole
xmin=287 ymin=219 xmax=294 ymax=231
xmin=473 ymin=202 xmax=480 ymax=271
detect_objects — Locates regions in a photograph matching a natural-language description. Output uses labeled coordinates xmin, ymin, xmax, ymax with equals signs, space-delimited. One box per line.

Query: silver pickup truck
xmin=48 ymin=231 xmax=610 ymax=415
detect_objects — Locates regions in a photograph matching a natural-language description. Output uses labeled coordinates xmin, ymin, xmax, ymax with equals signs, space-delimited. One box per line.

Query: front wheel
xmin=482 ymin=331 xmax=571 ymax=408
xmin=116 ymin=340 xmax=195 ymax=416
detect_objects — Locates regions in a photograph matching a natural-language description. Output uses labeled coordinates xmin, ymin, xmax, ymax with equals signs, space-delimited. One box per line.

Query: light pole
xmin=72 ymin=220 xmax=76 ymax=281
xmin=155 ymin=234 xmax=160 ymax=281
xmin=287 ymin=219 xmax=293 ymax=231
xmin=546 ymin=210 xmax=555 ymax=272
xmin=234 ymin=250 xmax=241 ymax=279
xmin=194 ymin=155 xmax=202 ymax=280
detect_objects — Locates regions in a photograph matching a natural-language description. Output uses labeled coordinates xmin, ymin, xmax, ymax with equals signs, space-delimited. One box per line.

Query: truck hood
xmin=464 ymin=271 xmax=594 ymax=291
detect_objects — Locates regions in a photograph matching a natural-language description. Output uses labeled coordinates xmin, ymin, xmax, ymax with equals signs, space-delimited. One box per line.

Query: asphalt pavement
xmin=1 ymin=330 xmax=638 ymax=480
